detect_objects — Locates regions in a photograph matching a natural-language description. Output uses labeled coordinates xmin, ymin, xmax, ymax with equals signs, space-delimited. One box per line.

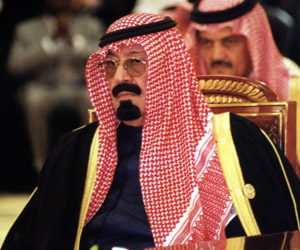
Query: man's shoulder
xmin=213 ymin=112 xmax=259 ymax=134
xmin=51 ymin=121 xmax=99 ymax=154
xmin=64 ymin=121 xmax=98 ymax=140
xmin=40 ymin=122 xmax=99 ymax=176
xmin=71 ymin=121 xmax=99 ymax=134
xmin=283 ymin=57 xmax=300 ymax=78
xmin=15 ymin=15 xmax=48 ymax=33
xmin=283 ymin=57 xmax=300 ymax=100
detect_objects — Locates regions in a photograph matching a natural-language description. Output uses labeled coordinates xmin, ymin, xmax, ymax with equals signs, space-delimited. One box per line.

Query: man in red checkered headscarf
xmin=81 ymin=12 xmax=233 ymax=248
xmin=162 ymin=0 xmax=300 ymax=172
xmin=2 ymin=13 xmax=300 ymax=250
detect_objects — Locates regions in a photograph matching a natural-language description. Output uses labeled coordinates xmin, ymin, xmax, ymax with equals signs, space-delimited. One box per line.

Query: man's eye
xmin=199 ymin=39 xmax=212 ymax=47
xmin=224 ymin=38 xmax=237 ymax=47
xmin=128 ymin=58 xmax=144 ymax=65
xmin=105 ymin=60 xmax=117 ymax=67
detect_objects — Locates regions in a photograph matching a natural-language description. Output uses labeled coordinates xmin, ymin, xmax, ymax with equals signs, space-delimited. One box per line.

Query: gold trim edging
xmin=212 ymin=112 xmax=261 ymax=236
xmin=74 ymin=126 xmax=99 ymax=249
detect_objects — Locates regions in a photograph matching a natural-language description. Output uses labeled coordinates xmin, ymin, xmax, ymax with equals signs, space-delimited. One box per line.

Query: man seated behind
xmin=162 ymin=0 xmax=300 ymax=164
xmin=2 ymin=13 xmax=300 ymax=250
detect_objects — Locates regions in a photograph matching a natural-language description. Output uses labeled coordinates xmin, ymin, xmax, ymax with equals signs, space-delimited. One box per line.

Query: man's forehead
xmin=198 ymin=27 xmax=236 ymax=40
xmin=106 ymin=44 xmax=147 ymax=58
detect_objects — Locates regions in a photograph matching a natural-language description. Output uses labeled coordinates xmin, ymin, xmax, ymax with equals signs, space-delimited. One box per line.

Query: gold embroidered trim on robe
xmin=212 ymin=112 xmax=261 ymax=236
xmin=74 ymin=126 xmax=99 ymax=249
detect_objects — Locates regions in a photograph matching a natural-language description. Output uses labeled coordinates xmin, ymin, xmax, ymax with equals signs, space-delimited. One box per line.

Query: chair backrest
xmin=199 ymin=75 xmax=278 ymax=103
xmin=88 ymin=109 xmax=98 ymax=123
xmin=198 ymin=75 xmax=299 ymax=178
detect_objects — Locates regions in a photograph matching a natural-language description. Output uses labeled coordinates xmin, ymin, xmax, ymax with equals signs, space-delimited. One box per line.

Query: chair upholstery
xmin=198 ymin=75 xmax=299 ymax=178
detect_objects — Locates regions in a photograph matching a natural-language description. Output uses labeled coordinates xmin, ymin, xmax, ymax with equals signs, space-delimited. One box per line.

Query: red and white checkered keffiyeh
xmin=163 ymin=0 xmax=290 ymax=101
xmin=85 ymin=13 xmax=232 ymax=246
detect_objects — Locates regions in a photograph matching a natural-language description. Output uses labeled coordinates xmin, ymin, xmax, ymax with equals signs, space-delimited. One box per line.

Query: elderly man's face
xmin=197 ymin=27 xmax=252 ymax=76
xmin=105 ymin=44 xmax=148 ymax=127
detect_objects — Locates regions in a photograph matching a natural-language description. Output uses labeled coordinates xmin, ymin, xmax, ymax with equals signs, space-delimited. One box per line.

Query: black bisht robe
xmin=2 ymin=113 xmax=300 ymax=250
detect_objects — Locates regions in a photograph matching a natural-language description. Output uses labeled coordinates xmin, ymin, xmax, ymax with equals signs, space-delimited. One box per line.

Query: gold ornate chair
xmin=198 ymin=75 xmax=299 ymax=178
xmin=198 ymin=75 xmax=278 ymax=103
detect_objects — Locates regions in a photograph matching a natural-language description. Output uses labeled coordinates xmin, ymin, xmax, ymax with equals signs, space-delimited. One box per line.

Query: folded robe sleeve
xmin=2 ymin=122 xmax=98 ymax=250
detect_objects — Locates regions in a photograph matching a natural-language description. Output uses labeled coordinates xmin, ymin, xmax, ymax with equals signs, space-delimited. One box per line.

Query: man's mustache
xmin=112 ymin=82 xmax=142 ymax=97
xmin=211 ymin=60 xmax=233 ymax=68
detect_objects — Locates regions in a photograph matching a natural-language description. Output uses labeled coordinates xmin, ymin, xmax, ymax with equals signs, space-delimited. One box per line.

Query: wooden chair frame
xmin=199 ymin=75 xmax=278 ymax=103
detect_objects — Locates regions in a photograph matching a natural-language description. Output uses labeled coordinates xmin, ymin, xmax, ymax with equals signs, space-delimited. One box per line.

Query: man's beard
xmin=116 ymin=100 xmax=142 ymax=121
xmin=112 ymin=82 xmax=142 ymax=121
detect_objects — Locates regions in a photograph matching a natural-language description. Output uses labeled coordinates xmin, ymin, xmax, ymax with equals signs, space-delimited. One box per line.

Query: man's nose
xmin=211 ymin=43 xmax=226 ymax=61
xmin=114 ymin=63 xmax=131 ymax=83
